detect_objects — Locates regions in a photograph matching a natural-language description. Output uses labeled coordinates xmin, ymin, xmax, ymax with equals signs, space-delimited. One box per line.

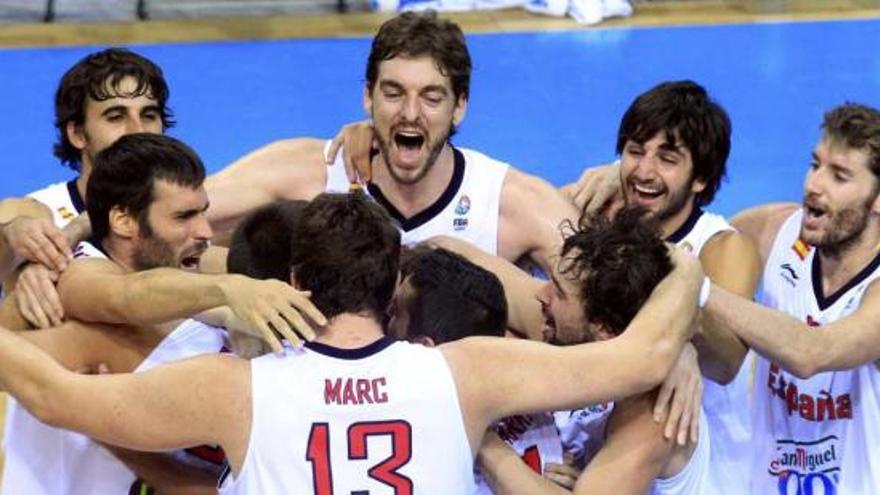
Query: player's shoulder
xmin=731 ymin=202 xmax=799 ymax=233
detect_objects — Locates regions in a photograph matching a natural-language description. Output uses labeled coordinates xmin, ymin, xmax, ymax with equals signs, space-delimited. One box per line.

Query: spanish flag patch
xmin=792 ymin=238 xmax=811 ymax=260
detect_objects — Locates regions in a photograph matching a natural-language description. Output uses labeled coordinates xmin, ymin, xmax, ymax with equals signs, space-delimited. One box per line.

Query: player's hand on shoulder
xmin=326 ymin=119 xmax=375 ymax=184
xmin=14 ymin=262 xmax=64 ymax=328
xmin=562 ymin=161 xmax=623 ymax=216
xmin=3 ymin=216 xmax=72 ymax=272
xmin=219 ymin=275 xmax=327 ymax=354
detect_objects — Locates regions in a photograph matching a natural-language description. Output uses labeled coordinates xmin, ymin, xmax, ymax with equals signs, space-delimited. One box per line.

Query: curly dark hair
xmin=616 ymin=80 xmax=730 ymax=207
xmin=822 ymin=103 xmax=880 ymax=180
xmin=54 ymin=48 xmax=174 ymax=170
xmin=290 ymin=192 xmax=401 ymax=321
xmin=366 ymin=11 xmax=471 ymax=102
xmin=559 ymin=208 xmax=673 ymax=335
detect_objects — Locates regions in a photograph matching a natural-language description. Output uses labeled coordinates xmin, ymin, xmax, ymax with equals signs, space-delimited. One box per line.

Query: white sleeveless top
xmin=669 ymin=208 xmax=755 ymax=495
xmin=219 ymin=338 xmax=474 ymax=495
xmin=751 ymin=209 xmax=880 ymax=494
xmin=325 ymin=142 xmax=509 ymax=255
xmin=2 ymin=238 xmax=227 ymax=494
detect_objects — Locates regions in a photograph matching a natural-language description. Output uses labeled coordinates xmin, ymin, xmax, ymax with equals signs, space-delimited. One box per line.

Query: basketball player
xmin=0 ymin=48 xmax=171 ymax=330
xmin=206 ymin=11 xmax=579 ymax=272
xmin=0 ymin=133 xmax=323 ymax=494
xmin=434 ymin=209 xmax=711 ymax=495
xmin=391 ymin=246 xmax=564 ymax=495
xmin=0 ymin=191 xmax=703 ymax=494
xmin=702 ymin=103 xmax=880 ymax=493
xmin=555 ymin=81 xmax=760 ymax=491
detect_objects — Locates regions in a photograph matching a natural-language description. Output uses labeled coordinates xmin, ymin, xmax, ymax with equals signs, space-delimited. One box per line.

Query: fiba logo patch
xmin=455 ymin=195 xmax=471 ymax=215
xmin=454 ymin=195 xmax=470 ymax=231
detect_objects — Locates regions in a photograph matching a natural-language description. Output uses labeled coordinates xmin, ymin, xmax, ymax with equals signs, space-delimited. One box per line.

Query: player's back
xmin=219 ymin=336 xmax=474 ymax=494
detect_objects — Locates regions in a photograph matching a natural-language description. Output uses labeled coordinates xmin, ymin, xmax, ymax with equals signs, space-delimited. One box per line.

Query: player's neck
xmin=313 ymin=313 xmax=386 ymax=350
xmin=817 ymin=224 xmax=880 ymax=294
xmin=101 ymin=237 xmax=138 ymax=273
xmin=373 ymin=144 xmax=456 ymax=218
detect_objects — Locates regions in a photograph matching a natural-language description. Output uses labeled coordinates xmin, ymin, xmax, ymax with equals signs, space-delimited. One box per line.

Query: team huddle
xmin=0 ymin=10 xmax=878 ymax=495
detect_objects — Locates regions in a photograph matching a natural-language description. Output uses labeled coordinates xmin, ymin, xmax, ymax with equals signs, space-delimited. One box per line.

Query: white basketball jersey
xmin=2 ymin=238 xmax=228 ymax=494
xmin=219 ymin=338 xmax=474 ymax=494
xmin=26 ymin=179 xmax=85 ymax=228
xmin=473 ymin=412 xmax=563 ymax=494
xmin=326 ymin=142 xmax=509 ymax=255
xmin=752 ymin=209 xmax=880 ymax=494
xmin=669 ymin=208 xmax=754 ymax=495
xmin=651 ymin=410 xmax=712 ymax=495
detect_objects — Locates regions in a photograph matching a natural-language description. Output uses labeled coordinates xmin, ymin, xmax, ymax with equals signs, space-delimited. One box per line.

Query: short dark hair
xmin=821 ymin=103 xmax=880 ymax=180
xmin=227 ymin=200 xmax=308 ymax=281
xmin=560 ymin=208 xmax=673 ymax=335
xmin=87 ymin=133 xmax=205 ymax=241
xmin=366 ymin=11 xmax=471 ymax=102
xmin=616 ymin=80 xmax=731 ymax=207
xmin=54 ymin=48 xmax=174 ymax=170
xmin=291 ymin=193 xmax=401 ymax=321
xmin=399 ymin=246 xmax=507 ymax=343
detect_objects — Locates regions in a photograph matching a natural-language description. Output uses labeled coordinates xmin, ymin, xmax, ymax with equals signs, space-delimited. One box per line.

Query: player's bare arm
xmin=57 ymin=257 xmax=325 ymax=350
xmin=706 ymin=278 xmax=880 ymax=378
xmin=443 ymin=249 xmax=703 ymax=451
xmin=205 ymin=137 xmax=328 ymax=234
xmin=0 ymin=326 xmax=252 ymax=472
xmin=498 ymin=168 xmax=580 ymax=273
xmin=692 ymin=230 xmax=761 ymax=383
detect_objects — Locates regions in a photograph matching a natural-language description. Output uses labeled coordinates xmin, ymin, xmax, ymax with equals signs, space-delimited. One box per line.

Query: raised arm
xmin=205 ymin=138 xmax=327 ymax=234
xmin=443 ymin=249 xmax=703 ymax=448
xmin=691 ymin=231 xmax=761 ymax=383
xmin=706 ymin=280 xmax=880 ymax=378
xmin=498 ymin=168 xmax=580 ymax=273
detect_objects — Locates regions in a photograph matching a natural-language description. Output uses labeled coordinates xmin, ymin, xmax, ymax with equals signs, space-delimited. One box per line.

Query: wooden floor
xmin=0 ymin=0 xmax=878 ymax=48
xmin=0 ymin=0 xmax=878 ymax=488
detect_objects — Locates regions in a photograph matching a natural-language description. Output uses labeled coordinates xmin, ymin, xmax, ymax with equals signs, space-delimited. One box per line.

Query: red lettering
xmin=372 ymin=378 xmax=388 ymax=403
xmin=799 ymin=394 xmax=815 ymax=421
xmin=324 ymin=379 xmax=342 ymax=405
xmin=356 ymin=379 xmax=374 ymax=405
xmin=837 ymin=394 xmax=852 ymax=419
xmin=325 ymin=377 xmax=390 ymax=405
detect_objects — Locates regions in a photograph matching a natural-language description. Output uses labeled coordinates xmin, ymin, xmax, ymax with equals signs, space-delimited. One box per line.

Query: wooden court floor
xmin=0 ymin=0 xmax=878 ymax=487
